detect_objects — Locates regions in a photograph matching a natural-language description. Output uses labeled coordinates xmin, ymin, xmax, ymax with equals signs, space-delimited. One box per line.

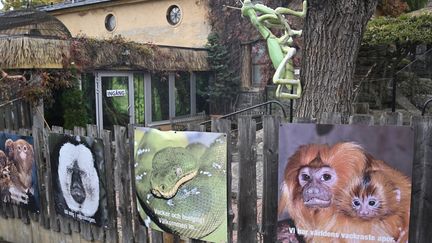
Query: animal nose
xmin=306 ymin=187 xmax=320 ymax=194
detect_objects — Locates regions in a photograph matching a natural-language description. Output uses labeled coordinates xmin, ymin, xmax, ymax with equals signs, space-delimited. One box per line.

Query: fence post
xmin=32 ymin=102 xmax=50 ymax=229
xmin=101 ymin=129 xmax=119 ymax=243
xmin=114 ymin=125 xmax=134 ymax=243
xmin=409 ymin=116 xmax=432 ymax=243
xmin=348 ymin=114 xmax=374 ymax=125
xmin=237 ymin=116 xmax=257 ymax=243
xmin=211 ymin=119 xmax=233 ymax=243
xmin=261 ymin=115 xmax=280 ymax=243
xmin=379 ymin=111 xmax=403 ymax=126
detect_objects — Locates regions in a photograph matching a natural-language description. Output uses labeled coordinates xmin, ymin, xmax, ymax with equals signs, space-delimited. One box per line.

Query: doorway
xmin=95 ymin=72 xmax=134 ymax=132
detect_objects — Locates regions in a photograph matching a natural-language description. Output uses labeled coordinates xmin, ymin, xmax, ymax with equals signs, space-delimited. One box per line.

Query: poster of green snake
xmin=134 ymin=127 xmax=227 ymax=242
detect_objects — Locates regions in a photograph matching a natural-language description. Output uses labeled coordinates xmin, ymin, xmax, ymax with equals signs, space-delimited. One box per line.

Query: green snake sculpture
xmin=134 ymin=129 xmax=227 ymax=241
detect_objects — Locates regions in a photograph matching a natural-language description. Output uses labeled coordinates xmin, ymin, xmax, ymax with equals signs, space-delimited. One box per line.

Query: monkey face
xmin=298 ymin=166 xmax=337 ymax=208
xmin=17 ymin=143 xmax=30 ymax=161
xmin=352 ymin=195 xmax=381 ymax=219
xmin=68 ymin=161 xmax=86 ymax=204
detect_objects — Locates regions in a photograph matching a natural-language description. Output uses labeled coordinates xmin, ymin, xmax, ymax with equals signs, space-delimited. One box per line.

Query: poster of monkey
xmin=48 ymin=133 xmax=108 ymax=226
xmin=134 ymin=127 xmax=227 ymax=243
xmin=0 ymin=133 xmax=39 ymax=212
xmin=278 ymin=123 xmax=414 ymax=243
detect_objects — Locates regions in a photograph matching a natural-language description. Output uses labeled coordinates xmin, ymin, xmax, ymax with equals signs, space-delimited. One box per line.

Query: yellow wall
xmin=50 ymin=0 xmax=211 ymax=48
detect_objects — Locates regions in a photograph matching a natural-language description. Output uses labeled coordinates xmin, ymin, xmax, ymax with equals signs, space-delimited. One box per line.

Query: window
xmin=151 ymin=73 xmax=170 ymax=122
xmin=167 ymin=5 xmax=181 ymax=25
xmin=134 ymin=74 xmax=145 ymax=125
xmin=105 ymin=14 xmax=116 ymax=31
xmin=175 ymin=72 xmax=191 ymax=116
xmin=252 ymin=42 xmax=267 ymax=87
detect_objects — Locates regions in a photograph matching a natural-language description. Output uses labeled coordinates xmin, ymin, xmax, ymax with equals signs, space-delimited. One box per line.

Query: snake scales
xmin=134 ymin=129 xmax=227 ymax=241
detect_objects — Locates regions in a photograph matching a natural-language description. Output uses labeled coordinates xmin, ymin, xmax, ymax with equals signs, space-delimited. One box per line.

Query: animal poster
xmin=277 ymin=124 xmax=413 ymax=243
xmin=134 ymin=127 xmax=227 ymax=243
xmin=48 ymin=133 xmax=108 ymax=226
xmin=0 ymin=133 xmax=39 ymax=212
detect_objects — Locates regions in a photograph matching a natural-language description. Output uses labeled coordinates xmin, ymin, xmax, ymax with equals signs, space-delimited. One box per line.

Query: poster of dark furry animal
xmin=0 ymin=133 xmax=39 ymax=212
xmin=49 ymin=133 xmax=108 ymax=226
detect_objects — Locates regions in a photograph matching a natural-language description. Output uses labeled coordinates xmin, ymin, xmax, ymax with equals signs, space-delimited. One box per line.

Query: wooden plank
xmin=32 ymin=102 xmax=50 ymax=229
xmin=128 ymin=124 xmax=146 ymax=242
xmin=13 ymin=101 xmax=21 ymax=129
xmin=409 ymin=116 xmax=432 ymax=243
xmin=348 ymin=114 xmax=374 ymax=125
xmin=42 ymin=124 xmax=61 ymax=233
xmin=114 ymin=125 xmax=134 ymax=243
xmin=261 ymin=116 xmax=280 ymax=243
xmin=379 ymin=111 xmax=403 ymax=126
xmin=0 ymin=107 xmax=5 ymax=130
xmin=103 ymin=130 xmax=119 ymax=243
xmin=86 ymin=124 xmax=105 ymax=241
xmin=151 ymin=229 xmax=164 ymax=243
xmin=237 ymin=116 xmax=257 ymax=243
xmin=5 ymin=104 xmax=13 ymax=130
xmin=211 ymin=119 xmax=233 ymax=243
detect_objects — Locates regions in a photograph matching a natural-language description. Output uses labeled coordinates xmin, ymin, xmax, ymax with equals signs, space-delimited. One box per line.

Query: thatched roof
xmin=75 ymin=38 xmax=209 ymax=71
xmin=0 ymin=36 xmax=209 ymax=71
xmin=0 ymin=36 xmax=70 ymax=69
xmin=0 ymin=9 xmax=71 ymax=38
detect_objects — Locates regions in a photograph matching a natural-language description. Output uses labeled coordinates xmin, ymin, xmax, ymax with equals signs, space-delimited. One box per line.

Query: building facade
xmin=40 ymin=0 xmax=212 ymax=131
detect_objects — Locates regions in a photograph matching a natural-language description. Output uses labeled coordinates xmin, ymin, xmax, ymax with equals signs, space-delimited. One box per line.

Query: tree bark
xmin=295 ymin=0 xmax=378 ymax=120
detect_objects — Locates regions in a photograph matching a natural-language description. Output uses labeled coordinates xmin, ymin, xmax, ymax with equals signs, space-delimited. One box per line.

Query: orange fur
xmin=278 ymin=142 xmax=370 ymax=241
xmin=278 ymin=142 xmax=411 ymax=243
xmin=330 ymin=160 xmax=411 ymax=243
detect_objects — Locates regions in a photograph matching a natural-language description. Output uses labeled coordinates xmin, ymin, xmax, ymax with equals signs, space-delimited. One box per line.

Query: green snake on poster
xmin=134 ymin=131 xmax=227 ymax=240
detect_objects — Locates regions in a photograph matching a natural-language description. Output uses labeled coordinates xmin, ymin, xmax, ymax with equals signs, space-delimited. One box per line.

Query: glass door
xmin=95 ymin=72 xmax=134 ymax=131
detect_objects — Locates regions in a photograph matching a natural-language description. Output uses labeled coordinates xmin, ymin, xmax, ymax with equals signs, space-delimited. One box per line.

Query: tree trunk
xmin=295 ymin=0 xmax=378 ymax=120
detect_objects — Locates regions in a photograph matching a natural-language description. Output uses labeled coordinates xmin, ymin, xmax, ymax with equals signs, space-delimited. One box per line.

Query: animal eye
xmin=368 ymin=200 xmax=376 ymax=206
xmin=353 ymin=199 xmax=361 ymax=207
xmin=23 ymin=146 xmax=27 ymax=151
xmin=301 ymin=174 xmax=310 ymax=181
xmin=17 ymin=146 xmax=21 ymax=151
xmin=322 ymin=173 xmax=332 ymax=181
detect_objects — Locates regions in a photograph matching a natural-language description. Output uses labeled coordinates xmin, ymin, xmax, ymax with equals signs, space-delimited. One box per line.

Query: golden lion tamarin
xmin=332 ymin=160 xmax=411 ymax=243
xmin=279 ymin=142 xmax=411 ymax=243
xmin=278 ymin=143 xmax=371 ymax=241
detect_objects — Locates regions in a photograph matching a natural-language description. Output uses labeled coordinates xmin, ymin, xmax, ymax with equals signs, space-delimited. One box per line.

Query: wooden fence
xmin=0 ymin=99 xmax=32 ymax=131
xmin=1 ymin=109 xmax=432 ymax=243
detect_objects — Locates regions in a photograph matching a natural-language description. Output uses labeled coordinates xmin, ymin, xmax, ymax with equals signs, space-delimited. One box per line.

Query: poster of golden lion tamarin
xmin=0 ymin=132 xmax=39 ymax=212
xmin=277 ymin=124 xmax=413 ymax=243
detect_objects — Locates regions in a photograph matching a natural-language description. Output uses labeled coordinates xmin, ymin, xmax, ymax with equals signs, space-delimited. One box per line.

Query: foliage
xmin=363 ymin=14 xmax=432 ymax=45
xmin=404 ymin=0 xmax=429 ymax=11
xmin=205 ymin=33 xmax=240 ymax=114
xmin=1 ymin=0 xmax=62 ymax=10
xmin=0 ymin=69 xmax=73 ymax=105
xmin=377 ymin=0 xmax=409 ymax=16
xmin=60 ymin=67 xmax=89 ymax=129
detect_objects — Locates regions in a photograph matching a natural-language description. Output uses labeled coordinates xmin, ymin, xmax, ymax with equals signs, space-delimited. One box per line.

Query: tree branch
xmin=0 ymin=69 xmax=27 ymax=82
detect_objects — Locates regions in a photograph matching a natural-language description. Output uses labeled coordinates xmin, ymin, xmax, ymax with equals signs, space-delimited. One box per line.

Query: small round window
xmin=167 ymin=5 xmax=181 ymax=25
xmin=105 ymin=14 xmax=116 ymax=31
